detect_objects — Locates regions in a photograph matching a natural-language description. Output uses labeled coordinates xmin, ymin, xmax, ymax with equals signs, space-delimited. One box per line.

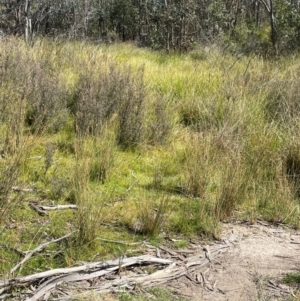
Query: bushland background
xmin=1 ymin=0 xmax=300 ymax=300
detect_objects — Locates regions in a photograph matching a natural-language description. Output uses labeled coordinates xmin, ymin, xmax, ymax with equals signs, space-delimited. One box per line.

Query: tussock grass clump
xmin=89 ymin=130 xmax=115 ymax=184
xmin=264 ymin=78 xmax=300 ymax=126
xmin=181 ymin=134 xmax=215 ymax=198
xmin=146 ymin=96 xmax=173 ymax=146
xmin=1 ymin=92 xmax=26 ymax=156
xmin=69 ymin=133 xmax=116 ymax=250
xmin=169 ymin=194 xmax=220 ymax=238
xmin=71 ymin=141 xmax=104 ymax=248
xmin=179 ymin=96 xmax=228 ymax=131
xmin=133 ymin=194 xmax=169 ymax=236
xmin=283 ymin=141 xmax=300 ymax=198
xmin=215 ymin=161 xmax=246 ymax=221
xmin=0 ymin=42 xmax=29 ymax=155
xmin=0 ymin=155 xmax=22 ymax=222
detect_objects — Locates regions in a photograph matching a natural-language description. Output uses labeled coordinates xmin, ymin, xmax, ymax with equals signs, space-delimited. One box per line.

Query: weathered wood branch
xmin=9 ymin=231 xmax=76 ymax=275
xmin=39 ymin=205 xmax=78 ymax=211
xmin=97 ymin=238 xmax=146 ymax=245
xmin=0 ymin=241 xmax=231 ymax=301
xmin=25 ymin=256 xmax=174 ymax=301
xmin=12 ymin=186 xmax=34 ymax=192
xmin=29 ymin=203 xmax=48 ymax=216
xmin=29 ymin=204 xmax=78 ymax=215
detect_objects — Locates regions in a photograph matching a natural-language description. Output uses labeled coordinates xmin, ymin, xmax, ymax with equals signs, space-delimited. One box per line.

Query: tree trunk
xmin=259 ymin=0 xmax=278 ymax=54
xmin=269 ymin=0 xmax=277 ymax=54
xmin=24 ymin=0 xmax=31 ymax=44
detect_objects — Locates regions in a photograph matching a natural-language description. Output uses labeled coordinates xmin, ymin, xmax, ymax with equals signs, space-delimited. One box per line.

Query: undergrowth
xmin=0 ymin=37 xmax=300 ymax=280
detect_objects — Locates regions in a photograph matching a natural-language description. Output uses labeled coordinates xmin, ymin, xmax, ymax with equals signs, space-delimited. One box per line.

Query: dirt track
xmin=166 ymin=222 xmax=300 ymax=300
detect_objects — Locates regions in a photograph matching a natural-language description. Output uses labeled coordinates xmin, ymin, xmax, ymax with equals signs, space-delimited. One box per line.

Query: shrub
xmin=25 ymin=60 xmax=69 ymax=133
xmin=73 ymin=60 xmax=146 ymax=149
xmin=0 ymin=38 xmax=68 ymax=135
xmin=74 ymin=62 xmax=122 ymax=136
xmin=116 ymin=66 xmax=146 ymax=149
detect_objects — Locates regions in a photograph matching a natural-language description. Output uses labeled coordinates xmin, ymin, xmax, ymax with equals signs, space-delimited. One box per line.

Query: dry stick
xmin=12 ymin=186 xmax=34 ymax=192
xmin=126 ymin=180 xmax=139 ymax=193
xmin=97 ymin=238 xmax=147 ymax=246
xmin=9 ymin=231 xmax=77 ymax=275
xmin=282 ymin=205 xmax=299 ymax=223
xmin=126 ymin=170 xmax=139 ymax=192
xmin=39 ymin=205 xmax=78 ymax=211
xmin=29 ymin=203 xmax=48 ymax=216
xmin=0 ymin=293 xmax=12 ymax=300
xmin=159 ymin=246 xmax=185 ymax=261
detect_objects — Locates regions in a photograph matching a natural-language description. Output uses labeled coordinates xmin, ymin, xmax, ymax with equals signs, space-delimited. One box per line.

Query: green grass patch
xmin=120 ymin=287 xmax=190 ymax=301
xmin=283 ymin=273 xmax=300 ymax=285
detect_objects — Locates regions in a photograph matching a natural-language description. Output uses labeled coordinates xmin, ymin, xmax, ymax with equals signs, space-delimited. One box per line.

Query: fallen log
xmin=0 ymin=240 xmax=231 ymax=301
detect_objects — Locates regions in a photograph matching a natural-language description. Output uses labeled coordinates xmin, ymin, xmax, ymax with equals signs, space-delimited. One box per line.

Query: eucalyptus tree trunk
xmin=24 ymin=0 xmax=31 ymax=43
xmin=255 ymin=0 xmax=260 ymax=27
xmin=260 ymin=0 xmax=278 ymax=54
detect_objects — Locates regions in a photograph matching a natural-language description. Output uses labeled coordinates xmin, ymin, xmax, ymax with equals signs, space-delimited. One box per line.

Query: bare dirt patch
xmin=165 ymin=222 xmax=300 ymax=300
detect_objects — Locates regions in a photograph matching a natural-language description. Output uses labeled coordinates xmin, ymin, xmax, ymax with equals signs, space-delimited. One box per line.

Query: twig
xmin=159 ymin=246 xmax=185 ymax=261
xmin=282 ymin=205 xmax=299 ymax=223
xmin=226 ymin=53 xmax=243 ymax=73
xmin=126 ymin=180 xmax=139 ymax=193
xmin=39 ymin=205 xmax=78 ymax=211
xmin=97 ymin=238 xmax=146 ymax=246
xmin=126 ymin=170 xmax=139 ymax=192
xmin=9 ymin=231 xmax=77 ymax=275
xmin=290 ymin=241 xmax=300 ymax=244
xmin=257 ymin=220 xmax=270 ymax=226
xmin=12 ymin=186 xmax=34 ymax=192
xmin=29 ymin=203 xmax=48 ymax=216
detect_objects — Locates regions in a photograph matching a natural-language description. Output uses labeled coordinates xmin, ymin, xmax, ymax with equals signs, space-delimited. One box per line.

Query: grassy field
xmin=1 ymin=37 xmax=300 ymax=285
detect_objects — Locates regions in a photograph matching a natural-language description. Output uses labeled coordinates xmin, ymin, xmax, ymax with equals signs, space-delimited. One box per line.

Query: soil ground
xmin=164 ymin=221 xmax=300 ymax=301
